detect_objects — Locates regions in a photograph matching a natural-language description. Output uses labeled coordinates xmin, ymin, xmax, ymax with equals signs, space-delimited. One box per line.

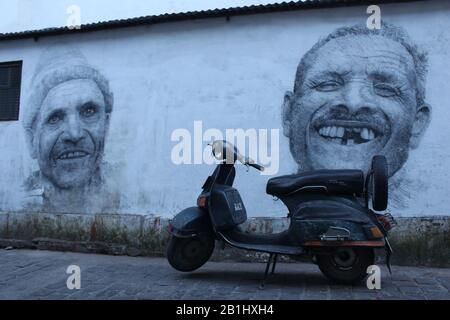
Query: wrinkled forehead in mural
xmin=22 ymin=48 xmax=114 ymax=191
xmin=282 ymin=22 xmax=431 ymax=176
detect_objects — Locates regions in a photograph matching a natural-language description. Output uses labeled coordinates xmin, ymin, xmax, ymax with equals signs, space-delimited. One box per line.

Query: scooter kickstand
xmin=259 ymin=254 xmax=274 ymax=290
xmin=271 ymin=254 xmax=278 ymax=275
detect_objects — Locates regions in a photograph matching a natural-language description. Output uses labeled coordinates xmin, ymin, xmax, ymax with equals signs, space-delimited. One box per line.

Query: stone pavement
xmin=0 ymin=249 xmax=449 ymax=300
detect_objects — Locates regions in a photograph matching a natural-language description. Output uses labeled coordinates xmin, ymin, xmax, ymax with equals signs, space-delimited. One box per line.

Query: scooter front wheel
xmin=166 ymin=234 xmax=215 ymax=272
xmin=317 ymin=247 xmax=374 ymax=285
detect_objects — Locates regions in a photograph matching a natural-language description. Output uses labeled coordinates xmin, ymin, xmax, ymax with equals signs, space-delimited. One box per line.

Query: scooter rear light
xmin=197 ymin=196 xmax=207 ymax=208
xmin=370 ymin=227 xmax=384 ymax=239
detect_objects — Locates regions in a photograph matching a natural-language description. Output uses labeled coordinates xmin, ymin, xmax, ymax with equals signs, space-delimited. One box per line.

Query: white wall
xmin=0 ymin=0 xmax=449 ymax=218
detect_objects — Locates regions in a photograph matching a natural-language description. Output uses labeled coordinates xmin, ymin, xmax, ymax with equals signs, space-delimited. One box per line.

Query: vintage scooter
xmin=167 ymin=141 xmax=396 ymax=286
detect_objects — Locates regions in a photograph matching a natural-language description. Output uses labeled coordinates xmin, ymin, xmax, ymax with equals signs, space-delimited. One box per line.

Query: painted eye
xmin=47 ymin=113 xmax=63 ymax=125
xmin=81 ymin=104 xmax=98 ymax=117
xmin=373 ymin=83 xmax=400 ymax=97
xmin=314 ymin=80 xmax=342 ymax=92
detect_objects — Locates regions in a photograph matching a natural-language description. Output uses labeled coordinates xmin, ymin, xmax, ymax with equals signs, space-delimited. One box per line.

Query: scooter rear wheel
xmin=317 ymin=247 xmax=374 ymax=285
xmin=166 ymin=234 xmax=215 ymax=272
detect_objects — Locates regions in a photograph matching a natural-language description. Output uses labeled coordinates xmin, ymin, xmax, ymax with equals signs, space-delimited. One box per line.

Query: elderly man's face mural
xmin=32 ymin=79 xmax=109 ymax=189
xmin=283 ymin=24 xmax=431 ymax=176
xmin=24 ymin=48 xmax=113 ymax=192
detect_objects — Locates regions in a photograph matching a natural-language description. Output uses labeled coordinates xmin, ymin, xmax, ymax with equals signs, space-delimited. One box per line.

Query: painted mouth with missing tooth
xmin=57 ymin=150 xmax=90 ymax=160
xmin=314 ymin=120 xmax=383 ymax=146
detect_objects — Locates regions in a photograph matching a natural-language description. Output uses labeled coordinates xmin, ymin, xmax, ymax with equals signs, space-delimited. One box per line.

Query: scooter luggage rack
xmin=383 ymin=212 xmax=397 ymax=228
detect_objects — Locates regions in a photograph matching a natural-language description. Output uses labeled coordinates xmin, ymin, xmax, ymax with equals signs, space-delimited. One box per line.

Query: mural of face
xmin=31 ymin=79 xmax=109 ymax=190
xmin=283 ymin=34 xmax=431 ymax=176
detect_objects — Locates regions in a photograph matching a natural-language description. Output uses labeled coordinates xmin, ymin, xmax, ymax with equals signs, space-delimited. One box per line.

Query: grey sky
xmin=0 ymin=0 xmax=289 ymax=33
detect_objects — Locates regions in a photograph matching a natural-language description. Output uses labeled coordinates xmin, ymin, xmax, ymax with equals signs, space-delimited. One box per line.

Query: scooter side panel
xmin=291 ymin=219 xmax=371 ymax=243
xmin=170 ymin=207 xmax=212 ymax=238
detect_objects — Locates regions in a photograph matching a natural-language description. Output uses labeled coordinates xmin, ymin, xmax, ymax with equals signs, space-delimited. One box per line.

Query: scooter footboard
xmin=291 ymin=219 xmax=383 ymax=245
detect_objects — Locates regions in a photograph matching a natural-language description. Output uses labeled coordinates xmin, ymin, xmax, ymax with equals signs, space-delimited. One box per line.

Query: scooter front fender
xmin=168 ymin=207 xmax=213 ymax=238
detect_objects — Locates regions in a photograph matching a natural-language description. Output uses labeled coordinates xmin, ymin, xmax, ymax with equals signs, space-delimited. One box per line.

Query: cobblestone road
xmin=0 ymin=249 xmax=449 ymax=300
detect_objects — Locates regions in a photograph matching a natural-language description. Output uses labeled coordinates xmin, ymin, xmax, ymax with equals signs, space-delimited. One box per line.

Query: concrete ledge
xmin=0 ymin=212 xmax=448 ymax=267
xmin=388 ymin=217 xmax=450 ymax=267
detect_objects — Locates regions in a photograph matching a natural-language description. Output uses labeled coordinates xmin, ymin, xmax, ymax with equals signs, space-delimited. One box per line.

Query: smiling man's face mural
xmin=282 ymin=23 xmax=431 ymax=177
xmin=21 ymin=48 xmax=118 ymax=213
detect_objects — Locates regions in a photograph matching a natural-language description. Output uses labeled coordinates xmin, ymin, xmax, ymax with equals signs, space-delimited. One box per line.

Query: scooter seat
xmin=266 ymin=170 xmax=364 ymax=197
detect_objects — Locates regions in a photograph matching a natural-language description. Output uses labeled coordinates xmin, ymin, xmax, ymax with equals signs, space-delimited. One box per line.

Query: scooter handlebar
xmin=248 ymin=162 xmax=265 ymax=172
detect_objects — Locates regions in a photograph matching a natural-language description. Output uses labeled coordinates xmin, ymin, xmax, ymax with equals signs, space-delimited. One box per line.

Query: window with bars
xmin=0 ymin=61 xmax=22 ymax=121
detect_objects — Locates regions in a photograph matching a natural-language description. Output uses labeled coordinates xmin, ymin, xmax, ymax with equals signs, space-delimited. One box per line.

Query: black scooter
xmin=167 ymin=140 xmax=395 ymax=286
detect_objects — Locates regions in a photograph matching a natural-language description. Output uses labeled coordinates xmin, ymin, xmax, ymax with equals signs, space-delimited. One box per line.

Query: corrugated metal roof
xmin=0 ymin=0 xmax=425 ymax=41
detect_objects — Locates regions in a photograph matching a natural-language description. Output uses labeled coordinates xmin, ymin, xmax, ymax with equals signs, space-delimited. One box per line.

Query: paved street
xmin=0 ymin=249 xmax=449 ymax=300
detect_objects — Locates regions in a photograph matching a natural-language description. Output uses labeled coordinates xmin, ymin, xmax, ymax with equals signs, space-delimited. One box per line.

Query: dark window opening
xmin=0 ymin=61 xmax=22 ymax=121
